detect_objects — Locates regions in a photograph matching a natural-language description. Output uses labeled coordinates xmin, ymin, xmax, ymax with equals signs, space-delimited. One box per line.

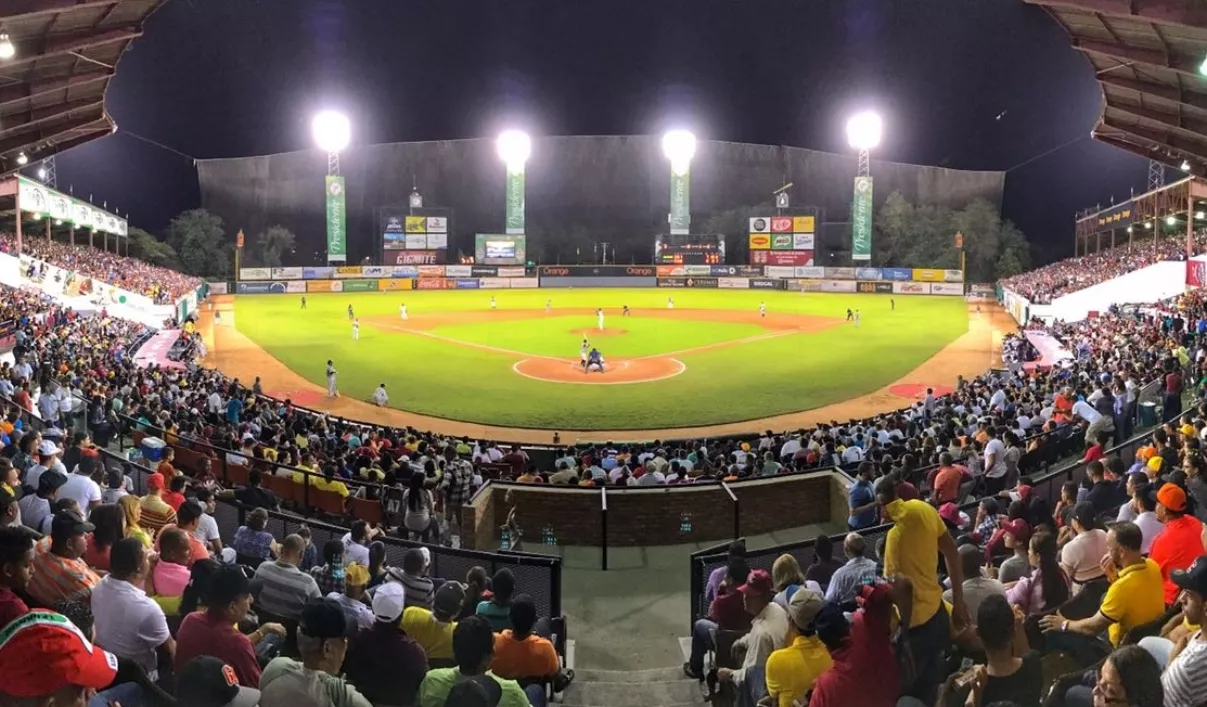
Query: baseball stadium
xmin=4 ymin=2 xmax=1207 ymax=706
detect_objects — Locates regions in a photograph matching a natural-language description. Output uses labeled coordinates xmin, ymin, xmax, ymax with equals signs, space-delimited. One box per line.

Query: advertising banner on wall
xmin=795 ymin=266 xmax=826 ymax=278
xmin=377 ymin=278 xmax=414 ymax=291
xmin=475 ymin=234 xmax=526 ymax=265
xmin=497 ymin=266 xmax=528 ymax=278
xmin=657 ymin=278 xmax=686 ymax=288
xmin=1189 ymin=261 xmax=1207 ymax=289
xmin=819 ymin=280 xmax=857 ymax=293
xmin=237 ymin=282 xmax=276 ymax=294
xmin=855 ymin=267 xmax=882 ymax=281
xmin=893 ymin=281 xmax=932 ymax=295
xmin=207 ymin=282 xmax=229 ymax=295
xmin=444 ymin=265 xmax=473 ymax=278
xmin=969 ymin=283 xmax=996 ymax=296
xmin=426 ymin=233 xmax=448 ymax=249
xmin=749 ymin=217 xmax=770 ymax=233
xmin=391 ymin=266 xmax=419 ymax=278
xmin=471 ymin=265 xmax=498 ymax=277
xmin=343 ymin=279 xmax=379 ymax=292
xmin=750 ymin=278 xmax=786 ymax=290
xmin=542 ymin=277 xmax=656 ymax=288
xmin=417 ymin=278 xmax=448 ymax=290
xmin=771 ymin=234 xmax=794 ymax=250
xmin=405 ymin=216 xmax=427 ymax=232
xmin=749 ymin=233 xmax=772 ymax=250
xmin=943 ymin=269 xmax=964 ymax=283
xmin=405 ymin=234 xmax=428 ymax=250
xmin=285 ymin=281 xmax=307 ymax=293
xmin=708 ymin=265 xmax=762 ymax=277
xmin=417 ymin=265 xmax=446 ymax=278
xmin=334 ymin=266 xmax=363 ymax=278
xmin=669 ymin=169 xmax=689 ymax=235
xmin=771 ymin=216 xmax=793 ymax=233
xmin=825 ymin=267 xmax=856 ymax=280
xmin=426 ymin=216 xmax=448 ymax=233
xmin=930 ymin=283 xmax=965 ymax=295
xmin=510 ymin=277 xmax=540 ymax=288
xmin=793 ymin=216 xmax=815 ymax=233
xmin=881 ymin=268 xmax=912 ymax=281
xmin=857 ymin=282 xmax=879 ymax=293
xmin=764 ymin=266 xmax=796 ymax=279
xmin=239 ymin=268 xmax=271 ymax=281
xmin=718 ymin=277 xmax=750 ymax=289
xmin=798 ymin=280 xmax=825 ymax=292
xmin=792 ymin=234 xmax=815 ymax=250
xmin=383 ymin=249 xmax=445 ymax=265
xmin=478 ymin=278 xmax=510 ymax=289
xmin=383 ymin=232 xmax=407 ymax=249
xmin=539 ymin=265 xmax=655 ymax=278
xmin=306 ymin=280 xmax=344 ymax=293
xmin=361 ymin=266 xmax=390 ymax=277
xmin=750 ymin=250 xmax=814 ymax=266
xmin=911 ymin=268 xmax=945 ymax=282
xmin=325 ymin=176 xmax=346 ymax=262
xmin=271 ymin=267 xmax=303 ymax=280
xmin=657 ymin=277 xmax=718 ymax=288
xmin=852 ymin=176 xmax=872 ymax=261
xmin=454 ymin=279 xmax=480 ymax=289
xmin=303 ymin=266 xmax=335 ymax=279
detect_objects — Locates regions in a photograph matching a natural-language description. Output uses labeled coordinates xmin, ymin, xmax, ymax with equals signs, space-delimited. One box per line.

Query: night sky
xmin=42 ymin=0 xmax=1156 ymax=265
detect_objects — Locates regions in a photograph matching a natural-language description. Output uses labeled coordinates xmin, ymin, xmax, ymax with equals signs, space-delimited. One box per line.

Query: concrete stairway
xmin=561 ymin=667 xmax=708 ymax=707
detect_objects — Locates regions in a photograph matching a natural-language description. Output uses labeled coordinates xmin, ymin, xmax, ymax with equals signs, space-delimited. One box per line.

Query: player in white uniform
xmin=326 ymin=360 xmax=338 ymax=398
xmin=667 ymin=297 xmax=674 ymax=309
xmin=759 ymin=302 xmax=766 ymax=318
xmin=372 ymin=383 xmax=389 ymax=407
xmin=400 ymin=303 xmax=408 ymax=320
xmin=545 ymin=299 xmax=552 ymax=313
xmin=854 ymin=310 xmax=861 ymax=327
xmin=580 ymin=339 xmax=590 ymax=371
xmin=490 ymin=296 xmax=497 ymax=310
xmin=597 ymin=308 xmax=605 ymax=331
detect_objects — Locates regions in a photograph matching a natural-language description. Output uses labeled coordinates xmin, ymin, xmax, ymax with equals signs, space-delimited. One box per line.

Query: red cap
xmin=737 ymin=569 xmax=774 ymax=599
xmin=0 ymin=612 xmax=118 ymax=697
xmin=1001 ymin=518 xmax=1031 ymax=543
xmin=146 ymin=473 xmax=165 ymax=491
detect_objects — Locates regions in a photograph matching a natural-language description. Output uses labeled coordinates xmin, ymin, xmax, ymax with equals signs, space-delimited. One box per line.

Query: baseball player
xmin=372 ymin=383 xmax=389 ymax=407
xmin=667 ymin=297 xmax=674 ymax=310
xmin=545 ymin=299 xmax=552 ymax=313
xmin=854 ymin=310 xmax=862 ymax=327
xmin=597 ymin=307 xmax=605 ymax=331
xmin=580 ymin=339 xmax=590 ymax=371
xmin=352 ymin=318 xmax=360 ymax=341
xmin=326 ymin=359 xmax=339 ymax=398
xmin=622 ymin=305 xmax=631 ymax=317
xmin=400 ymin=303 xmax=408 ymax=320
xmin=586 ymin=348 xmax=605 ymax=373
xmin=490 ymin=296 xmax=497 ymax=311
xmin=300 ymin=296 xmax=307 ymax=309
xmin=759 ymin=302 xmax=766 ymax=318
xmin=347 ymin=304 xmax=354 ymax=321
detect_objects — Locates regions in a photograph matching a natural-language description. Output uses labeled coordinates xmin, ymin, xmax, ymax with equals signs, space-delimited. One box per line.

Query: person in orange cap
xmin=1151 ymin=483 xmax=1205 ymax=604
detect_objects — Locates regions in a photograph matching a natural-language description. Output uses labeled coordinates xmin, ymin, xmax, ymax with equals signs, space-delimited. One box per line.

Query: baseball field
xmin=228 ymin=289 xmax=970 ymax=431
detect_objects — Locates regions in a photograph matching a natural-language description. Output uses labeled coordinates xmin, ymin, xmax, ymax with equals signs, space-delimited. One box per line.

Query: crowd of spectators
xmin=1000 ymin=231 xmax=1207 ymax=304
xmin=0 ymin=233 xmax=201 ymax=303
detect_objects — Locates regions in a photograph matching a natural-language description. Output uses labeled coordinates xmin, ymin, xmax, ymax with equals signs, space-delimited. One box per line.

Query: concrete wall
xmin=1037 ymin=260 xmax=1187 ymax=322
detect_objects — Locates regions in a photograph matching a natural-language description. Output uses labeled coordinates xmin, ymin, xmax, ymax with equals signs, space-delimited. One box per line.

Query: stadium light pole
xmin=497 ymin=130 xmax=531 ymax=235
xmin=846 ymin=111 xmax=882 ymax=263
xmin=313 ymin=111 xmax=351 ymax=265
xmin=662 ymin=130 xmax=696 ymax=235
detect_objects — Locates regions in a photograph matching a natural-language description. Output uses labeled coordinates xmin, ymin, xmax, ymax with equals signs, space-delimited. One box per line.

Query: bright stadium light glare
xmin=311 ymin=111 xmax=350 ymax=153
xmin=1166 ymin=215 xmax=1177 ymax=226
xmin=1146 ymin=221 xmax=1153 ymax=229
xmin=1127 ymin=226 xmax=1133 ymax=233
xmin=662 ymin=130 xmax=697 ymax=176
xmin=1182 ymin=160 xmax=1192 ymax=171
xmin=37 ymin=167 xmax=46 ymax=180
xmin=1198 ymin=211 xmax=1206 ymax=220
xmin=846 ymin=111 xmax=883 ymax=150
xmin=0 ymin=33 xmax=14 ymax=61
xmin=1201 ymin=55 xmax=1207 ymax=75
xmin=496 ymin=130 xmax=532 ymax=171
xmin=15 ymin=152 xmax=27 ymax=165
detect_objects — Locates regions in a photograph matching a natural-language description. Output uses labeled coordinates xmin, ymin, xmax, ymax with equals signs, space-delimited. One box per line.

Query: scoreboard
xmin=655 ymin=235 xmax=725 ymax=264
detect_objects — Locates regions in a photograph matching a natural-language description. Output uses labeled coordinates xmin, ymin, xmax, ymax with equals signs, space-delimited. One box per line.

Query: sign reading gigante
xmin=326 ymin=175 xmax=347 ymax=263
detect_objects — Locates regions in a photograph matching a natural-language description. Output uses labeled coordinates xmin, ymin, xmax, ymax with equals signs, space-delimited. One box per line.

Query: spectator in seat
xmin=1150 ymin=483 xmax=1204 ymax=605
xmin=804 ymin=534 xmax=842 ymax=590
xmin=0 ymin=525 xmax=34 ymax=627
xmin=1060 ymin=501 xmax=1110 ymax=588
xmin=704 ymin=540 xmax=746 ymax=605
xmin=90 ymin=537 xmax=174 ymax=680
xmin=231 ymin=507 xmax=277 ymax=563
xmin=765 ymin=587 xmax=832 ymax=707
xmin=1006 ymin=531 xmax=1070 ymax=616
xmin=174 ymin=656 xmax=263 ymax=707
xmin=944 ymin=543 xmax=1006 ymax=627
xmin=996 ymin=517 xmax=1032 ymax=584
xmin=1135 ymin=555 xmax=1207 ymax=707
xmin=27 ymin=510 xmax=100 ymax=607
xmin=327 ymin=562 xmax=373 ymax=631
xmin=1040 ymin=521 xmax=1166 ymax=660
xmin=118 ymin=494 xmax=152 ymax=549
xmin=710 ymin=557 xmax=753 ymax=632
xmin=163 ymin=474 xmax=188 ymax=512
xmin=403 ymin=580 xmax=465 ymax=664
xmin=82 ymin=503 xmax=123 ymax=572
xmin=155 ymin=500 xmax=210 ymax=566
xmin=341 ymin=519 xmax=372 ymax=567
xmin=959 ymin=594 xmax=1042 ymax=707
xmin=824 ymin=532 xmax=878 ymax=605
xmin=770 ymin=553 xmax=807 ymax=611
xmin=217 ymin=469 xmax=279 ymax=511
xmin=1063 ymin=644 xmax=1166 ymax=707
xmin=309 ymin=539 xmax=346 ymax=597
xmin=709 ymin=569 xmax=789 ymax=702
xmin=930 ymin=453 xmax=970 ymax=505
xmin=175 ymin=564 xmax=285 ymax=687
xmin=417 ymin=615 xmax=533 ymax=707
xmin=0 ymin=610 xmax=121 ymax=707
xmin=808 ymin=581 xmax=906 ymax=707
xmin=252 ymin=533 xmax=321 ymax=621
xmin=20 ymin=470 xmax=66 ymax=535
xmin=490 ymin=594 xmax=559 ymax=707
xmin=1127 ymin=482 xmax=1164 ymax=553
xmin=150 ymin=527 xmax=193 ymax=600
xmin=191 ymin=488 xmax=223 ymax=557
xmin=259 ymin=598 xmax=369 ymax=707
xmin=476 ymin=566 xmax=514 ymax=631
xmin=138 ymin=473 xmax=176 ymax=537
xmin=1085 ymin=460 xmax=1125 ymax=514
xmin=58 ymin=456 xmax=102 ymax=517
xmin=344 ymin=582 xmax=428 ymax=706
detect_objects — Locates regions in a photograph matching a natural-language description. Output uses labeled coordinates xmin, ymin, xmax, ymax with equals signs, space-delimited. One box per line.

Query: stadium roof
xmin=0 ymin=0 xmax=164 ymax=178
xmin=1028 ymin=0 xmax=1207 ymax=175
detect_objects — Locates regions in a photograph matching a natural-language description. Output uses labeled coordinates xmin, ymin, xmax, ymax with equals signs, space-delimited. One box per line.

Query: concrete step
xmin=571 ymin=666 xmax=686 ymax=683
xmin=562 ymin=678 xmax=705 ymax=706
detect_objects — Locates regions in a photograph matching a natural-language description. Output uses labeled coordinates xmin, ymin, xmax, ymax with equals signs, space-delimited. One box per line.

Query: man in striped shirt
xmin=1138 ymin=555 xmax=1207 ymax=707
xmin=27 ymin=510 xmax=100 ymax=606
xmin=251 ymin=534 xmax=320 ymax=621
xmin=138 ymin=473 xmax=177 ymax=537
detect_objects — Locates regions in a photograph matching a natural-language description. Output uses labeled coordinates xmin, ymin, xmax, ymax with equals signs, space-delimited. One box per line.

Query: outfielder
xmin=759 ymin=302 xmax=766 ymax=318
xmin=326 ymin=359 xmax=339 ymax=397
xmin=667 ymin=297 xmax=674 ymax=309
xmin=545 ymin=299 xmax=552 ymax=313
xmin=352 ymin=318 xmax=360 ymax=341
xmin=490 ymin=296 xmax=497 ymax=311
xmin=400 ymin=303 xmax=408 ymax=320
xmin=300 ymin=296 xmax=307 ymax=309
xmin=347 ymin=304 xmax=354 ymax=321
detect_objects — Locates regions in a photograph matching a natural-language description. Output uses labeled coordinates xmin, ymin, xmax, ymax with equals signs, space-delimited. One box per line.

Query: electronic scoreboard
xmin=654 ymin=234 xmax=725 ymax=265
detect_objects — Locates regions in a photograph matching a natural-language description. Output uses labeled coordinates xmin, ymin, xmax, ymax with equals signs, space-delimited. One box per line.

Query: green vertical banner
xmin=851 ymin=176 xmax=873 ymax=261
xmin=326 ymin=175 xmax=347 ymax=263
xmin=669 ymin=169 xmax=690 ymax=235
xmin=505 ymin=168 xmax=525 ymax=235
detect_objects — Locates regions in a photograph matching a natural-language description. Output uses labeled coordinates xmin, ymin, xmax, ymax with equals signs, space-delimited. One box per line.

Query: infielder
xmin=352 ymin=318 xmax=360 ymax=341
xmin=490 ymin=296 xmax=497 ymax=310
xmin=667 ymin=297 xmax=674 ymax=309
xmin=347 ymin=304 xmax=354 ymax=321
xmin=596 ymin=307 xmax=605 ymax=331
xmin=300 ymin=296 xmax=307 ymax=309
xmin=545 ymin=299 xmax=552 ymax=313
xmin=622 ymin=305 xmax=631 ymax=317
xmin=326 ymin=359 xmax=339 ymax=398
xmin=759 ymin=302 xmax=766 ymax=318
xmin=400 ymin=303 xmax=408 ymax=320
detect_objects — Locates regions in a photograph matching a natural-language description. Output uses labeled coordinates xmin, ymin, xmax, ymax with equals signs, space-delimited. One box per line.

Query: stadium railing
xmin=685 ymin=399 xmax=1200 ymax=630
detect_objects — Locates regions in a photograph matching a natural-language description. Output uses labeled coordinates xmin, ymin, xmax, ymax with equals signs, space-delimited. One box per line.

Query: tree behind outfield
xmin=126 ymin=228 xmax=180 ymax=270
xmin=248 ymin=225 xmax=297 ymax=269
xmin=165 ymin=209 xmax=232 ymax=278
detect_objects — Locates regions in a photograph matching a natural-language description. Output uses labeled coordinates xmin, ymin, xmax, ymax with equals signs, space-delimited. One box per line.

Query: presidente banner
xmin=325 ymin=176 xmax=346 ymax=262
xmin=911 ymin=268 xmax=947 ymax=282
xmin=539 ymin=265 xmax=656 ymax=278
xmin=750 ymin=250 xmax=814 ymax=266
xmin=475 ymin=234 xmax=526 ymax=265
xmin=851 ymin=176 xmax=872 ymax=261
xmin=383 ymin=249 xmax=446 ymax=265
xmin=881 ymin=268 xmax=913 ymax=281
xmin=893 ymin=281 xmax=932 ymax=295
xmin=931 ymin=283 xmax=965 ymax=295
xmin=239 ymin=267 xmax=271 ymax=281
xmin=669 ymin=170 xmax=690 ymax=235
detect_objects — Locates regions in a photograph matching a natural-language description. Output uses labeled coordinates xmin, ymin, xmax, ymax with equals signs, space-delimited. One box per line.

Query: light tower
xmin=312 ymin=111 xmax=350 ymax=264
xmin=661 ymin=130 xmax=696 ymax=235
xmin=497 ymin=130 xmax=531 ymax=234
xmin=846 ymin=111 xmax=882 ymax=262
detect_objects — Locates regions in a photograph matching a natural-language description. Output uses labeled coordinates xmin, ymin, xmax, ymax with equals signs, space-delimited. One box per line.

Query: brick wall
xmin=461 ymin=472 xmax=838 ymax=548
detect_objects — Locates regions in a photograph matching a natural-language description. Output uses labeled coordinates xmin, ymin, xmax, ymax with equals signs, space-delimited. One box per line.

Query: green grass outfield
xmin=233 ymin=289 xmax=968 ymax=430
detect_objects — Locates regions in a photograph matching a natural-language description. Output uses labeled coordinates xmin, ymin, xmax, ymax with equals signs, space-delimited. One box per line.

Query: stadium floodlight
xmin=1182 ymin=160 xmax=1192 ymax=171
xmin=1201 ymin=55 xmax=1207 ymax=76
xmin=1166 ymin=215 xmax=1177 ymax=226
xmin=1198 ymin=211 xmax=1206 ymax=220
xmin=846 ymin=111 xmax=883 ymax=151
xmin=0 ymin=33 xmax=13 ymax=61
xmin=311 ymin=111 xmax=351 ymax=154
xmin=496 ymin=130 xmax=532 ymax=172
xmin=37 ymin=167 xmax=47 ymax=180
xmin=15 ymin=152 xmax=27 ymax=165
xmin=662 ymin=130 xmax=697 ymax=176
xmin=1127 ymin=226 xmax=1133 ymax=233
xmin=1146 ymin=221 xmax=1153 ymax=229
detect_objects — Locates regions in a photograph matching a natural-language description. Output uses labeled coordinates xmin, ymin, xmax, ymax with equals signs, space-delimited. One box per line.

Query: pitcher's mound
xmin=571 ymin=328 xmax=628 ymax=337
xmin=513 ymin=357 xmax=685 ymax=385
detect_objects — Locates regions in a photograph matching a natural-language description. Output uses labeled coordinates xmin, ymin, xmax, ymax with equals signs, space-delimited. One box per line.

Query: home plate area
xmin=512 ymin=357 xmax=686 ymax=385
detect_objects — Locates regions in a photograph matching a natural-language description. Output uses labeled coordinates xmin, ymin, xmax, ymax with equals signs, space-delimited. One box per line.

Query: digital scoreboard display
xmin=656 ymin=241 xmax=723 ymax=265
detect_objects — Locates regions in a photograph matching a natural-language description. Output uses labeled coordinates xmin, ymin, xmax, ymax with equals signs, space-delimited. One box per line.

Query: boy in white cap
xmin=343 ymin=582 xmax=428 ymax=706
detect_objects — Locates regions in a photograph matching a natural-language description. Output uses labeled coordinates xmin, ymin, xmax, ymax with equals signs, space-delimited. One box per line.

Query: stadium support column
xmin=1188 ymin=188 xmax=1195 ymax=259
xmin=44 ymin=217 xmax=50 ymax=244
xmin=13 ymin=187 xmax=20 ymax=254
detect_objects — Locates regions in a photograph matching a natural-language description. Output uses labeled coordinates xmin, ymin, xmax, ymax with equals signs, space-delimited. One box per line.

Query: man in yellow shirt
xmin=402 ymin=581 xmax=464 ymax=664
xmin=877 ymin=476 xmax=967 ymax=705
xmin=1040 ymin=520 xmax=1165 ymax=662
xmin=765 ymin=587 xmax=832 ymax=707
xmin=312 ymin=468 xmax=350 ymax=499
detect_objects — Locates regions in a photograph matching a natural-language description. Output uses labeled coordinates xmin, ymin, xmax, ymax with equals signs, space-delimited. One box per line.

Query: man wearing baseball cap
xmin=765 ymin=587 xmax=831 ymax=707
xmin=710 ymin=569 xmax=789 ymax=704
xmin=176 ymin=656 xmax=261 ymax=707
xmin=402 ymin=580 xmax=465 ymax=663
xmin=0 ymin=611 xmax=119 ymax=707
xmin=1151 ymin=483 xmax=1205 ymax=604
xmin=344 ymin=582 xmax=428 ymax=706
xmin=26 ymin=510 xmax=99 ymax=607
xmin=1136 ymin=555 xmax=1207 ymax=706
xmin=260 ymin=598 xmax=369 ymax=707
xmin=139 ymin=473 xmax=177 ymax=537
xmin=809 ymin=582 xmax=906 ymax=707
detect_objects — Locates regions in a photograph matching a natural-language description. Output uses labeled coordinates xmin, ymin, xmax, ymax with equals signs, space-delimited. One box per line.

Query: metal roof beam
xmin=1107 ymin=100 xmax=1207 ymax=140
xmin=0 ymin=123 xmax=112 ymax=177
xmin=1101 ymin=118 xmax=1207 ymax=163
xmin=0 ymin=98 xmax=105 ymax=136
xmin=1075 ymin=38 xmax=1201 ymax=76
xmin=0 ymin=68 xmax=111 ymax=108
xmin=0 ymin=111 xmax=104 ymax=155
xmin=0 ymin=1 xmax=119 ymax=23
xmin=1100 ymin=74 xmax=1207 ymax=112
xmin=1025 ymin=0 xmax=1207 ymax=29
xmin=0 ymin=26 xmax=141 ymax=71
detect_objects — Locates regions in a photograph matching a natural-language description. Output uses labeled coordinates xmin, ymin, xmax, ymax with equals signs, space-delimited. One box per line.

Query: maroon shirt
xmin=1167 ymin=371 xmax=1184 ymax=394
xmin=0 ymin=586 xmax=30 ymax=629
xmin=708 ymin=587 xmax=752 ymax=632
xmin=174 ymin=611 xmax=261 ymax=687
xmin=343 ymin=623 xmax=429 ymax=705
